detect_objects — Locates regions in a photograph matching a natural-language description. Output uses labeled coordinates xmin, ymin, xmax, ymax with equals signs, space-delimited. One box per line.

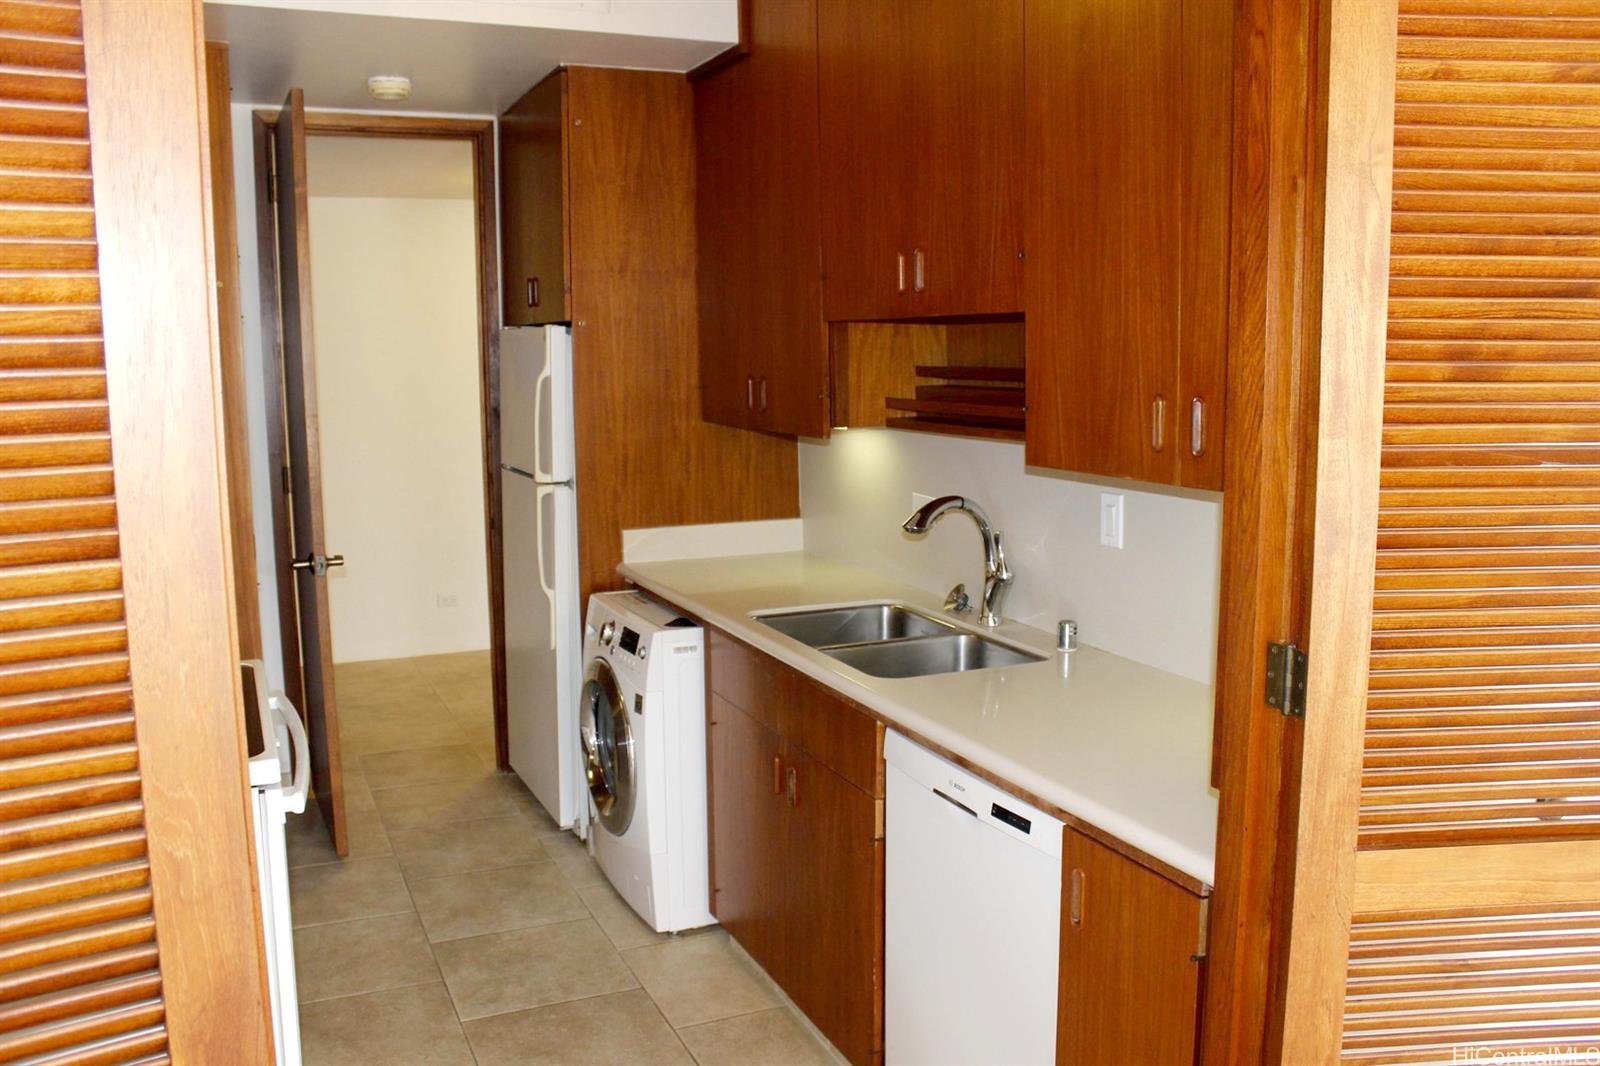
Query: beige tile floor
xmin=288 ymin=650 xmax=839 ymax=1066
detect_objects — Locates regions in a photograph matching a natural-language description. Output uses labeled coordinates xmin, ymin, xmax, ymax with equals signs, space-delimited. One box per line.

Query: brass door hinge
xmin=1265 ymin=641 xmax=1307 ymax=718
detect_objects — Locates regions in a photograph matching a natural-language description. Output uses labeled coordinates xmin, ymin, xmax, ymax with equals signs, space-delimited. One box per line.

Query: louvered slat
xmin=1367 ymin=0 xmax=1600 ymax=850
xmin=0 ymin=4 xmax=166 ymax=1059
xmin=1344 ymin=907 xmax=1600 ymax=1063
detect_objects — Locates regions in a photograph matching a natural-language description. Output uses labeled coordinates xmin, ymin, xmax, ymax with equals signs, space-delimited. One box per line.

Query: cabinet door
xmin=693 ymin=59 xmax=755 ymax=430
xmin=1057 ymin=830 xmax=1203 ymax=1065
xmin=784 ymin=746 xmax=882 ymax=1066
xmin=818 ymin=0 xmax=916 ymax=322
xmin=908 ymin=0 xmax=1024 ymax=317
xmin=708 ymin=696 xmax=791 ymax=985
xmin=1025 ymin=0 xmax=1182 ymax=483
xmin=500 ymin=71 xmax=570 ymax=327
xmin=1176 ymin=0 xmax=1233 ymax=490
xmin=695 ymin=0 xmax=830 ymax=437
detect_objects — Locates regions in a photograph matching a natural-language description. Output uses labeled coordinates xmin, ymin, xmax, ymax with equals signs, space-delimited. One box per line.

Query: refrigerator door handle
xmin=532 ymin=357 xmax=553 ymax=482
xmin=535 ymin=484 xmax=557 ymax=650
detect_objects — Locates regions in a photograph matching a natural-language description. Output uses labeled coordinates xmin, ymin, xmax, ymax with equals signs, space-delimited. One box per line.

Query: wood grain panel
xmin=0 ymin=3 xmax=175 ymax=1060
xmin=1364 ymin=0 xmax=1600 ymax=851
xmin=565 ymin=68 xmax=797 ymax=604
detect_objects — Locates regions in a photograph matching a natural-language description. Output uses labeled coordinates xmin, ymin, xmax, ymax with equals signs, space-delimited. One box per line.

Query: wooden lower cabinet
xmin=783 ymin=745 xmax=883 ymax=1065
xmin=708 ymin=695 xmax=790 ymax=979
xmin=1057 ymin=829 xmax=1206 ymax=1064
xmin=707 ymin=633 xmax=884 ymax=1066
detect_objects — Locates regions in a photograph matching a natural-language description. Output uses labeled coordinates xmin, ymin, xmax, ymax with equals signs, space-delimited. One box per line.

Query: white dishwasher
xmin=885 ymin=730 xmax=1063 ymax=1066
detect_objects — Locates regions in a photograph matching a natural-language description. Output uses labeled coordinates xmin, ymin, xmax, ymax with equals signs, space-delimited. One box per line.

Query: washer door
xmin=579 ymin=657 xmax=635 ymax=836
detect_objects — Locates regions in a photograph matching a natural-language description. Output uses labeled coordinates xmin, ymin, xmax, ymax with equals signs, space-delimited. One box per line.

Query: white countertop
xmin=618 ymin=552 xmax=1219 ymax=886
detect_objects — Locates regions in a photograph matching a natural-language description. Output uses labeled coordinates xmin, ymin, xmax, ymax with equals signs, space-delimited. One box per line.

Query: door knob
xmin=292 ymin=552 xmax=345 ymax=576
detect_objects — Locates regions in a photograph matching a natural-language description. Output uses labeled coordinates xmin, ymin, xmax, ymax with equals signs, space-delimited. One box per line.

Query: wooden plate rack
xmin=885 ymin=364 xmax=1026 ymax=441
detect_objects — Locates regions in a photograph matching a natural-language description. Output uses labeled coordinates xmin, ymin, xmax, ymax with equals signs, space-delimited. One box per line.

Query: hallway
xmin=286 ymin=651 xmax=837 ymax=1065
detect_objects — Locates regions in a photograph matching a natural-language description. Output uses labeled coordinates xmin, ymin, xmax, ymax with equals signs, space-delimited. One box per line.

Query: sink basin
xmin=754 ymin=603 xmax=1046 ymax=678
xmin=825 ymin=632 xmax=1044 ymax=679
xmin=757 ymin=604 xmax=954 ymax=648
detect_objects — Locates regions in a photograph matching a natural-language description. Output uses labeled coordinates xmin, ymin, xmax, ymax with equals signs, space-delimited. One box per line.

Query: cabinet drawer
xmin=708 ymin=627 xmax=883 ymax=797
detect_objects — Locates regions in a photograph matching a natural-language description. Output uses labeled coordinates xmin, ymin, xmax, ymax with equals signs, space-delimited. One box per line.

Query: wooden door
xmin=817 ymin=0 xmax=915 ymax=322
xmin=783 ymin=745 xmax=882 ymax=1066
xmin=500 ymin=71 xmax=570 ymax=327
xmin=708 ymin=696 xmax=790 ymax=986
xmin=1025 ymin=0 xmax=1183 ymax=484
xmin=907 ymin=0 xmax=1023 ymax=318
xmin=271 ymin=89 xmax=347 ymax=854
xmin=1057 ymin=830 xmax=1204 ymax=1064
xmin=694 ymin=0 xmax=830 ymax=437
xmin=1282 ymin=3 xmax=1600 ymax=1058
xmin=0 ymin=0 xmax=272 ymax=1057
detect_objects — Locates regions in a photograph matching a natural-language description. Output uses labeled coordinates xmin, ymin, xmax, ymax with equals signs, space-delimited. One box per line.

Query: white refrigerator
xmin=500 ymin=325 xmax=583 ymax=830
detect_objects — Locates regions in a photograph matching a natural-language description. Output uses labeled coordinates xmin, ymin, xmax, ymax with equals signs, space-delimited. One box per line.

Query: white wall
xmin=307 ymin=154 xmax=489 ymax=662
xmin=799 ymin=431 xmax=1223 ymax=684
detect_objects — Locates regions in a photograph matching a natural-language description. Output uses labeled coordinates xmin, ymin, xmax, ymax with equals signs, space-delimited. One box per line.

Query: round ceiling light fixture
xmin=366 ymin=75 xmax=412 ymax=102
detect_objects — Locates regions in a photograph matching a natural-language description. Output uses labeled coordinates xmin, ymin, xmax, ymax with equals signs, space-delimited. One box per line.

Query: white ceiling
xmin=204 ymin=0 xmax=737 ymax=113
xmin=306 ymin=136 xmax=475 ymax=200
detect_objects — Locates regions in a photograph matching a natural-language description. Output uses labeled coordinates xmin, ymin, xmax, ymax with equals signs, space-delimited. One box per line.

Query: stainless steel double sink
xmin=754 ymin=603 xmax=1045 ymax=679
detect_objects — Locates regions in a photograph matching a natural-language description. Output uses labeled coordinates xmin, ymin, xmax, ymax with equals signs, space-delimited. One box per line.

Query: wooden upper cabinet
xmin=1057 ymin=830 xmax=1205 ymax=1064
xmin=1024 ymin=0 xmax=1233 ymax=489
xmin=500 ymin=71 xmax=571 ymax=327
xmin=817 ymin=0 xmax=915 ymax=322
xmin=818 ymin=0 xmax=1023 ymax=321
xmin=907 ymin=0 xmax=1024 ymax=318
xmin=694 ymin=0 xmax=831 ymax=437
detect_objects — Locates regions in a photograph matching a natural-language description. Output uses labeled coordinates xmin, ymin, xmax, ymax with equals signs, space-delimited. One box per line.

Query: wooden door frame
xmin=83 ymin=0 xmax=273 ymax=1058
xmin=252 ymin=109 xmax=509 ymax=771
xmin=1201 ymin=0 xmax=1396 ymax=1061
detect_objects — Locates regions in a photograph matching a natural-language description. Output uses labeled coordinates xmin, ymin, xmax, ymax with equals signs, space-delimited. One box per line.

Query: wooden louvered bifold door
xmin=1346 ymin=2 xmax=1600 ymax=1061
xmin=0 ymin=1 xmax=168 ymax=1062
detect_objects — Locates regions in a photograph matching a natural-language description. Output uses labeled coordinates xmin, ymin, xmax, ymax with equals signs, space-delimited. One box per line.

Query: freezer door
xmin=503 ymin=472 xmax=580 ymax=825
xmin=498 ymin=325 xmax=574 ymax=483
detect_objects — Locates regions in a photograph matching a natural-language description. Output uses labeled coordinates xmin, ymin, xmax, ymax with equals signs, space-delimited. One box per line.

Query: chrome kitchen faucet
xmin=902 ymin=496 xmax=1013 ymax=628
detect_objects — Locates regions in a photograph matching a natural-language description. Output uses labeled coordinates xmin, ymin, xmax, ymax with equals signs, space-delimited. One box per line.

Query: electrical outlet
xmin=1099 ymin=493 xmax=1125 ymax=549
xmin=436 ymin=594 xmax=458 ymax=608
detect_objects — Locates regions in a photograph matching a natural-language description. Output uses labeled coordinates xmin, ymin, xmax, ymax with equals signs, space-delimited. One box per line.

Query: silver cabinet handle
xmin=1152 ymin=396 xmax=1166 ymax=452
xmin=758 ymin=378 xmax=768 ymax=411
xmin=746 ymin=376 xmax=754 ymax=409
xmin=896 ymin=252 xmax=907 ymax=294
xmin=527 ymin=277 xmax=540 ymax=308
xmin=1191 ymin=397 xmax=1205 ymax=457
xmin=913 ymin=248 xmax=925 ymax=293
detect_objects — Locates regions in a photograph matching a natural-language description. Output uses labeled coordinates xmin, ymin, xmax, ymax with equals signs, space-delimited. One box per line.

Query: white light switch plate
xmin=1099 ymin=492 xmax=1125 ymax=549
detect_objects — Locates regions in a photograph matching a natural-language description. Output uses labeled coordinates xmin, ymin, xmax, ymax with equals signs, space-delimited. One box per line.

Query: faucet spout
xmin=900 ymin=496 xmax=1013 ymax=627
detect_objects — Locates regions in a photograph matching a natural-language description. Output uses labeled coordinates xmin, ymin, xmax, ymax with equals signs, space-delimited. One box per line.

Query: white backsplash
xmin=799 ymin=430 xmax=1223 ymax=684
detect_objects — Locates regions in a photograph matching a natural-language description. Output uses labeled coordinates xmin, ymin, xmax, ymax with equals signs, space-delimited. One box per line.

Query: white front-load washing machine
xmin=579 ymin=590 xmax=715 ymax=934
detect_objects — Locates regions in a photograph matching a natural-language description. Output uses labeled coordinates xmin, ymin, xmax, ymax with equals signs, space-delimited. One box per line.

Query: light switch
xmin=1099 ymin=493 xmax=1125 ymax=549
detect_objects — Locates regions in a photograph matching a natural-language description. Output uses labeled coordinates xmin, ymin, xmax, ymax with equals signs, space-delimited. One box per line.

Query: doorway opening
xmin=254 ymin=107 xmax=506 ymax=859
